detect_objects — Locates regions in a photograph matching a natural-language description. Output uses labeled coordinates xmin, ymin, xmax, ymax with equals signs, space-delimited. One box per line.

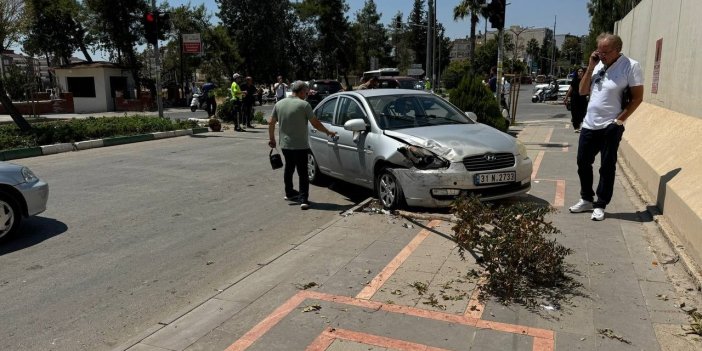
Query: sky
xmin=169 ymin=0 xmax=591 ymax=39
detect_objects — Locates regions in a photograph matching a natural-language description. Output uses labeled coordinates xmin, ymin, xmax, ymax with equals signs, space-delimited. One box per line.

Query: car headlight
xmin=21 ymin=167 xmax=38 ymax=183
xmin=398 ymin=146 xmax=449 ymax=170
xmin=516 ymin=140 xmax=528 ymax=160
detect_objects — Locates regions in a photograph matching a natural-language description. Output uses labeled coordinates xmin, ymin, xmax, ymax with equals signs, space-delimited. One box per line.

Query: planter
xmin=208 ymin=118 xmax=222 ymax=132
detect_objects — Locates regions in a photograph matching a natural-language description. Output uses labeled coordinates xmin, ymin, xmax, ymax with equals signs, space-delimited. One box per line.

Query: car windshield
xmin=312 ymin=82 xmax=342 ymax=93
xmin=367 ymin=94 xmax=473 ymax=130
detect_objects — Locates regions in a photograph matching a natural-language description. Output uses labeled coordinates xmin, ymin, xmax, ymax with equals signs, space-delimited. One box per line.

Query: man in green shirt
xmin=268 ymin=81 xmax=336 ymax=210
xmin=230 ymin=73 xmax=244 ymax=131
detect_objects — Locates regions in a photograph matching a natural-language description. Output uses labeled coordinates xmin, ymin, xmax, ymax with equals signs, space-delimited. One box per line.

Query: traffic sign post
xmin=182 ymin=34 xmax=202 ymax=54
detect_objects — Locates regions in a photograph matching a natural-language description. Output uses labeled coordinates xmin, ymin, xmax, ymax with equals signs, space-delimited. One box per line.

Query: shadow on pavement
xmin=607 ymin=209 xmax=654 ymax=223
xmin=0 ymin=217 xmax=68 ymax=256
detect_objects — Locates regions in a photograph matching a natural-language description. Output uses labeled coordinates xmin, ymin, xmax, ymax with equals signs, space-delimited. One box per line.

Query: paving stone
xmin=554 ymin=331 xmax=597 ymax=350
xmin=326 ymin=339 xmax=389 ymax=351
xmin=471 ymin=328 xmax=533 ymax=351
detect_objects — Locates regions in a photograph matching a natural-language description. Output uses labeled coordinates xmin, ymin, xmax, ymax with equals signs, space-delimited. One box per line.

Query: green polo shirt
xmin=271 ymin=97 xmax=314 ymax=150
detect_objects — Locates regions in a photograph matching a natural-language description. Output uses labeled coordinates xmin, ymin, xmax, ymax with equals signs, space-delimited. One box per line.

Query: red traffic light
xmin=145 ymin=12 xmax=155 ymax=23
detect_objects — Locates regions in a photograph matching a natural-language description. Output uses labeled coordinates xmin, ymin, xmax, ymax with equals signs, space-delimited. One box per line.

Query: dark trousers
xmin=576 ymin=124 xmax=625 ymax=209
xmin=231 ymin=101 xmax=242 ymax=128
xmin=571 ymin=108 xmax=586 ymax=129
xmin=282 ymin=148 xmax=310 ymax=202
xmin=206 ymin=97 xmax=217 ymax=116
xmin=242 ymin=103 xmax=253 ymax=126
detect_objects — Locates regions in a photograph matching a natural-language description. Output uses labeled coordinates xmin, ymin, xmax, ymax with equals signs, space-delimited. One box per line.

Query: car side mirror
xmin=344 ymin=118 xmax=368 ymax=132
xmin=464 ymin=111 xmax=478 ymax=122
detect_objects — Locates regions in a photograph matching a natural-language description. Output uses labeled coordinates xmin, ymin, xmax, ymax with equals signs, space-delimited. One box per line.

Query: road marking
xmin=531 ymin=151 xmax=545 ymax=180
xmin=306 ymin=327 xmax=452 ymax=351
xmin=355 ymin=220 xmax=441 ymax=300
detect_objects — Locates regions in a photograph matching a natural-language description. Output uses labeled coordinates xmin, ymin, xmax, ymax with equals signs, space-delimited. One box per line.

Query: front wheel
xmin=531 ymin=96 xmax=539 ymax=103
xmin=0 ymin=191 xmax=21 ymax=243
xmin=190 ymin=105 xmax=197 ymax=112
xmin=376 ymin=169 xmax=404 ymax=209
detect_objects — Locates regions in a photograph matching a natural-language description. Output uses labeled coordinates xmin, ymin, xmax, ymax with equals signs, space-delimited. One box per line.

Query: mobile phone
xmin=592 ymin=52 xmax=601 ymax=62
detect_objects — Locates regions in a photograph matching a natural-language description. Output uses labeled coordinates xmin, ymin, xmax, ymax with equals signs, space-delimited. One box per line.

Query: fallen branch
xmin=393 ymin=210 xmax=457 ymax=223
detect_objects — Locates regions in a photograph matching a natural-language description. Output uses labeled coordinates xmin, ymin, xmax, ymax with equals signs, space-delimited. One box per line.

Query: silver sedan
xmin=307 ymin=89 xmax=532 ymax=208
xmin=0 ymin=161 xmax=49 ymax=242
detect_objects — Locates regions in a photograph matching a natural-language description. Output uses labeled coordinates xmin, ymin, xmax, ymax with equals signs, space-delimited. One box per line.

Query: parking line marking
xmin=355 ymin=220 xmax=441 ymax=300
xmin=531 ymin=151 xmax=545 ymax=180
xmin=544 ymin=127 xmax=554 ymax=144
xmin=307 ymin=328 xmax=452 ymax=351
xmin=464 ymin=276 xmax=487 ymax=319
xmin=554 ymin=180 xmax=566 ymax=207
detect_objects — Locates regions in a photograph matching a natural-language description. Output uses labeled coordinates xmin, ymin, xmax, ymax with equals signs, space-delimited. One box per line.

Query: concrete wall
xmin=616 ymin=0 xmax=702 ymax=263
xmin=55 ymin=66 xmax=134 ymax=114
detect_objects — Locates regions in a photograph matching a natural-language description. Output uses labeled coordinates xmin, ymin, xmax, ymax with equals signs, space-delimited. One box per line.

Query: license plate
xmin=474 ymin=172 xmax=516 ymax=185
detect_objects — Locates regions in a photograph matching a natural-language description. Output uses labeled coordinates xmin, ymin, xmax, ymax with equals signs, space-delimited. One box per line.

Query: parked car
xmin=307 ymin=89 xmax=532 ymax=208
xmin=307 ymin=79 xmax=344 ymax=108
xmin=376 ymin=76 xmax=424 ymax=90
xmin=0 ymin=162 xmax=49 ymax=242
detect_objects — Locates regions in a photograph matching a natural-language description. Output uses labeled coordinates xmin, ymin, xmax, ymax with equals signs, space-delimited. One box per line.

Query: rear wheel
xmin=307 ymin=152 xmax=326 ymax=185
xmin=0 ymin=191 xmax=21 ymax=242
xmin=376 ymin=169 xmax=404 ymax=209
xmin=190 ymin=106 xmax=197 ymax=112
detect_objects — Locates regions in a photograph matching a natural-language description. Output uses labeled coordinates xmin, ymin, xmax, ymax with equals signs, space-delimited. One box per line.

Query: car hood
xmin=384 ymin=124 xmax=518 ymax=162
xmin=0 ymin=161 xmax=27 ymax=185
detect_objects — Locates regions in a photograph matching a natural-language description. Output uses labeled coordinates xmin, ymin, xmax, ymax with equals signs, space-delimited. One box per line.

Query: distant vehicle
xmin=307 ymin=79 xmax=344 ymax=108
xmin=376 ymin=76 xmax=423 ymax=90
xmin=533 ymin=78 xmax=571 ymax=94
xmin=0 ymin=162 xmax=49 ymax=242
xmin=362 ymin=68 xmax=400 ymax=81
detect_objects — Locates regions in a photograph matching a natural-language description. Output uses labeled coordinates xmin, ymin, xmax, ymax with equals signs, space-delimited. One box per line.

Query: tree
xmin=0 ymin=0 xmax=31 ymax=131
xmin=297 ymin=0 xmax=354 ymax=87
xmin=408 ymin=0 xmax=427 ymax=69
xmin=539 ymin=28 xmax=555 ymax=75
xmin=525 ymin=38 xmax=540 ymax=73
xmin=85 ymin=0 xmax=149 ymax=96
xmin=23 ymin=0 xmax=93 ymax=67
xmin=217 ymin=0 xmax=290 ymax=82
xmin=351 ymin=0 xmax=392 ymax=73
xmin=390 ymin=11 xmax=413 ymax=73
xmin=453 ymin=0 xmax=486 ymax=65
xmin=584 ymin=0 xmax=642 ymax=56
xmin=561 ymin=35 xmax=583 ymax=66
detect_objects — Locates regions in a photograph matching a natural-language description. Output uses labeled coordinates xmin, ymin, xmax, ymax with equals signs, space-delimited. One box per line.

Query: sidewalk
xmin=0 ymin=108 xmax=196 ymax=123
xmin=117 ymin=121 xmax=702 ymax=351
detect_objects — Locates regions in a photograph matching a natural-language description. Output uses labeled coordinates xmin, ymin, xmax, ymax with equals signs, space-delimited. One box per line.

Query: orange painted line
xmin=464 ymin=276 xmax=487 ymax=319
xmin=315 ymin=327 xmax=453 ymax=351
xmin=531 ymin=150 xmax=545 ymax=180
xmin=223 ymin=291 xmax=308 ymax=351
xmin=554 ymin=179 xmax=566 ymax=207
xmin=533 ymin=336 xmax=555 ymax=351
xmin=543 ymin=127 xmax=554 ymax=144
xmin=355 ymin=220 xmax=442 ymax=300
xmin=305 ymin=328 xmax=336 ymax=351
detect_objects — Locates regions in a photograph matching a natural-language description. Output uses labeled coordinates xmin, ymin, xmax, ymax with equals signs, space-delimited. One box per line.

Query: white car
xmin=307 ymin=89 xmax=532 ymax=208
xmin=0 ymin=161 xmax=49 ymax=242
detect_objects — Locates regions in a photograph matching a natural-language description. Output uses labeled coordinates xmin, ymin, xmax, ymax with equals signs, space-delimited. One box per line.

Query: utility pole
xmin=425 ymin=0 xmax=434 ymax=90
xmin=152 ymin=0 xmax=163 ymax=118
xmin=551 ymin=16 xmax=557 ymax=77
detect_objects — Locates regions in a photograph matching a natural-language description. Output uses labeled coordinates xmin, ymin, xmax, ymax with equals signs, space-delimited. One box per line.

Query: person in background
xmin=564 ymin=67 xmax=588 ymax=132
xmin=358 ymin=76 xmax=378 ymax=90
xmin=568 ymin=33 xmax=644 ymax=221
xmin=273 ymin=76 xmax=288 ymax=102
xmin=230 ymin=73 xmax=244 ymax=131
xmin=201 ymin=80 xmax=216 ymax=117
xmin=267 ymin=81 xmax=337 ymax=210
xmin=241 ymin=76 xmax=257 ymax=128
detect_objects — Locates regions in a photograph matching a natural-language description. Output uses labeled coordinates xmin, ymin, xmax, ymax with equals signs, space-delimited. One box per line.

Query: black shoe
xmin=284 ymin=190 xmax=300 ymax=201
xmin=235 ymin=127 xmax=243 ymax=132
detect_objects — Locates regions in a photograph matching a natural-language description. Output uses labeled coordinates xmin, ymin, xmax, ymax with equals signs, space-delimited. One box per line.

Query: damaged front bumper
xmin=392 ymin=159 xmax=532 ymax=207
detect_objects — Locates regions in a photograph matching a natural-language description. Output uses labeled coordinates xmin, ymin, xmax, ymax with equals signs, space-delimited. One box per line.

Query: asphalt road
xmin=0 ymin=130 xmax=368 ymax=350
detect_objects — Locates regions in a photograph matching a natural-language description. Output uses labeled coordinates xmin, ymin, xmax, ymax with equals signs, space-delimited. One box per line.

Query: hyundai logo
xmin=484 ymin=154 xmax=496 ymax=161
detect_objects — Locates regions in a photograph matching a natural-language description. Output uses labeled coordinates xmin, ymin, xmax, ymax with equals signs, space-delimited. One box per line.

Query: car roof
xmin=337 ymin=88 xmax=432 ymax=98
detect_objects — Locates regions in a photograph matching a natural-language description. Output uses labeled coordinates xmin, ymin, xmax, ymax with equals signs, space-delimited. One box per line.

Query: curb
xmin=0 ymin=127 xmax=210 ymax=161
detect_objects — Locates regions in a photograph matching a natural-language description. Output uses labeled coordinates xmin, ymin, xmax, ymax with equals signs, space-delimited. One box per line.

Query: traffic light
xmin=157 ymin=11 xmax=171 ymax=33
xmin=487 ymin=0 xmax=505 ymax=29
xmin=144 ymin=11 xmax=157 ymax=46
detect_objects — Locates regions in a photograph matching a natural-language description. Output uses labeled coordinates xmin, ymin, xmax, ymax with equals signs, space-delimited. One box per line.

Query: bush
xmin=451 ymin=195 xmax=574 ymax=305
xmin=0 ymin=116 xmax=197 ymax=150
xmin=449 ymin=75 xmax=508 ymax=132
xmin=253 ymin=110 xmax=266 ymax=124
xmin=215 ymin=98 xmax=235 ymax=122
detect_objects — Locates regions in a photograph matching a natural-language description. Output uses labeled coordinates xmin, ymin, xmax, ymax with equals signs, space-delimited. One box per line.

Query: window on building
xmin=66 ymin=77 xmax=96 ymax=98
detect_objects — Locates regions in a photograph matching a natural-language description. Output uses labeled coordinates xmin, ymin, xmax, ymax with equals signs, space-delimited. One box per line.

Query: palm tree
xmin=453 ymin=0 xmax=487 ymax=64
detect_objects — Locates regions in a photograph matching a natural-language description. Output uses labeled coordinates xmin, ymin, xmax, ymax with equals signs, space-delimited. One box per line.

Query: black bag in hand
xmin=269 ymin=148 xmax=283 ymax=169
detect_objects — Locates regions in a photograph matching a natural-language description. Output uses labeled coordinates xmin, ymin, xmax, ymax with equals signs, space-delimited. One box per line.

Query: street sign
xmin=182 ymin=33 xmax=202 ymax=54
xmin=407 ymin=68 xmax=424 ymax=76
xmin=410 ymin=63 xmax=422 ymax=68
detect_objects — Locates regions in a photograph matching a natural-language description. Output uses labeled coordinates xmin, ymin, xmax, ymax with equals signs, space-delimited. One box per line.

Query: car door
xmin=310 ymin=97 xmax=337 ymax=176
xmin=328 ymin=96 xmax=372 ymax=186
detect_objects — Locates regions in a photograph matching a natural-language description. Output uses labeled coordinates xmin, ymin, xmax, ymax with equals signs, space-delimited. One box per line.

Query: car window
xmin=367 ymin=94 xmax=472 ymax=130
xmin=315 ymin=97 xmax=337 ymax=123
xmin=336 ymin=97 xmax=367 ymax=126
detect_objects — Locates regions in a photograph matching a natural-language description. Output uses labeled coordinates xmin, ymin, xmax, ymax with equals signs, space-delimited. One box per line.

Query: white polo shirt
xmin=583 ymin=54 xmax=643 ymax=130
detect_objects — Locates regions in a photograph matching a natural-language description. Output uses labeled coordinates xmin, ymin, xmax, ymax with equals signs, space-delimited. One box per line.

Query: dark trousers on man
xmin=576 ymin=123 xmax=625 ymax=209
xmin=242 ymin=102 xmax=254 ymax=127
xmin=282 ymin=148 xmax=309 ymax=202
xmin=232 ymin=101 xmax=242 ymax=130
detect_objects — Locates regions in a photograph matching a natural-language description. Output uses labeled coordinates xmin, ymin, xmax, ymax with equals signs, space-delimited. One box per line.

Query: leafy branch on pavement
xmin=597 ymin=328 xmax=632 ymax=344
xmin=451 ymin=195 xmax=576 ymax=306
xmin=687 ymin=310 xmax=702 ymax=336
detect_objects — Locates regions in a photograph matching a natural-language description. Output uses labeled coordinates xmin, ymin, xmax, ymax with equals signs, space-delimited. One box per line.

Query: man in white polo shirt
xmin=568 ymin=33 xmax=644 ymax=221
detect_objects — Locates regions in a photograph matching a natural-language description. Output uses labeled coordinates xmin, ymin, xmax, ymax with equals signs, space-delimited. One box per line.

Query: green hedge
xmin=0 ymin=116 xmax=197 ymax=151
xmin=449 ymin=75 xmax=508 ymax=132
